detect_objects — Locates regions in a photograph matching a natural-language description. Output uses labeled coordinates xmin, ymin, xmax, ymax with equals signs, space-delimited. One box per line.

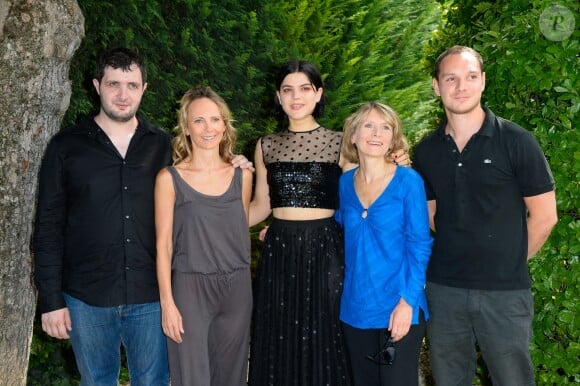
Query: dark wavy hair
xmin=274 ymin=60 xmax=326 ymax=123
xmin=94 ymin=47 xmax=147 ymax=84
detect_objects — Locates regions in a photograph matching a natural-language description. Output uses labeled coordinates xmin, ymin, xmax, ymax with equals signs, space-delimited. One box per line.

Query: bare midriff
xmin=272 ymin=207 xmax=335 ymax=221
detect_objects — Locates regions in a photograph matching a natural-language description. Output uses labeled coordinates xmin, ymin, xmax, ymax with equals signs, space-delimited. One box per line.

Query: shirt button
xmin=126 ymin=238 xmax=131 ymax=243
xmin=458 ymin=163 xmax=463 ymax=167
xmin=123 ymin=186 xmax=128 ymax=190
xmin=125 ymin=215 xmax=130 ymax=219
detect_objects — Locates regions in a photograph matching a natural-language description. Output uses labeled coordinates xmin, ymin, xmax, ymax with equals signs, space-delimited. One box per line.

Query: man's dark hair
xmin=433 ymin=45 xmax=484 ymax=80
xmin=94 ymin=47 xmax=147 ymax=84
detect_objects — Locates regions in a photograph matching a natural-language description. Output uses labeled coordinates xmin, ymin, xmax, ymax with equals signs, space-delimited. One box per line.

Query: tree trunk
xmin=0 ymin=0 xmax=83 ymax=384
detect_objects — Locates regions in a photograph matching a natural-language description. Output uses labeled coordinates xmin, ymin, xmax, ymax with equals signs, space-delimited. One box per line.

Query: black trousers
xmin=342 ymin=311 xmax=426 ymax=386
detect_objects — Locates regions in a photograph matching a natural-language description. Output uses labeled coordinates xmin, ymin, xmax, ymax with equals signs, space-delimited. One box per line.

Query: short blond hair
xmin=341 ymin=102 xmax=409 ymax=164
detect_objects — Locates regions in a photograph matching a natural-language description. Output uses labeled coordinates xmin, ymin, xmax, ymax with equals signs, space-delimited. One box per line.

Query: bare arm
xmin=241 ymin=169 xmax=253 ymax=224
xmin=427 ymin=200 xmax=436 ymax=232
xmin=524 ymin=190 xmax=557 ymax=260
xmin=155 ymin=169 xmax=183 ymax=343
xmin=249 ymin=139 xmax=272 ymax=227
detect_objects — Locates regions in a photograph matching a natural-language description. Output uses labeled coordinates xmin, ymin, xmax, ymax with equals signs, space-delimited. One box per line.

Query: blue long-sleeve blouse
xmin=335 ymin=166 xmax=432 ymax=328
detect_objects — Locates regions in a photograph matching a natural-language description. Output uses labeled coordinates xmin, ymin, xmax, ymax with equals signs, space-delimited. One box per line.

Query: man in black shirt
xmin=413 ymin=46 xmax=557 ymax=385
xmin=33 ymin=47 xmax=172 ymax=385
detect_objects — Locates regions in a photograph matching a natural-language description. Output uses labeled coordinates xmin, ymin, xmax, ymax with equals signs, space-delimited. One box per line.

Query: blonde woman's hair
xmin=172 ymin=86 xmax=237 ymax=165
xmin=341 ymin=102 xmax=409 ymax=164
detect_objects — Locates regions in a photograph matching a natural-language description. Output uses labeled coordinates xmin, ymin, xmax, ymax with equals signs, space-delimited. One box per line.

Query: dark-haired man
xmin=34 ymin=47 xmax=171 ymax=386
xmin=33 ymin=47 xmax=252 ymax=385
xmin=413 ymin=46 xmax=557 ymax=385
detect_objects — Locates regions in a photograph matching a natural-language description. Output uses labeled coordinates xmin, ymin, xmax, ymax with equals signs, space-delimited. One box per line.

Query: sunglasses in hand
xmin=366 ymin=332 xmax=395 ymax=365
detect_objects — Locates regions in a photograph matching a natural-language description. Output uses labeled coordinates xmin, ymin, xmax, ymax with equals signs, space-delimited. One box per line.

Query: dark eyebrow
xmin=281 ymin=83 xmax=314 ymax=88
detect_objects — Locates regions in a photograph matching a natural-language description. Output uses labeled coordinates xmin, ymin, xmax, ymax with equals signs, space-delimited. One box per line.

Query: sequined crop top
xmin=261 ymin=126 xmax=343 ymax=209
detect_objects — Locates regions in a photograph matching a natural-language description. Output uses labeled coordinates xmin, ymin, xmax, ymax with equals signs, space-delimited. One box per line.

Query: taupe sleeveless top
xmin=167 ymin=166 xmax=250 ymax=274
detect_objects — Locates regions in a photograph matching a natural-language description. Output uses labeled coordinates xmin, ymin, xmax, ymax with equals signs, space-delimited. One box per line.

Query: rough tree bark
xmin=0 ymin=0 xmax=83 ymax=384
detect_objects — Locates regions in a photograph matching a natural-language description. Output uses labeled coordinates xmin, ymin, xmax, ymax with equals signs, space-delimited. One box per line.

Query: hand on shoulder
xmin=231 ymin=154 xmax=255 ymax=172
xmin=391 ymin=149 xmax=411 ymax=166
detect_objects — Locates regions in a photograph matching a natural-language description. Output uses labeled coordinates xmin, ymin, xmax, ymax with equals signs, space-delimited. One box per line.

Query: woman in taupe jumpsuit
xmin=155 ymin=86 xmax=253 ymax=386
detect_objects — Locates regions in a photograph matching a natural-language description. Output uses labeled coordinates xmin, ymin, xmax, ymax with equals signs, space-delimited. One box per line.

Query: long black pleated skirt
xmin=249 ymin=217 xmax=352 ymax=386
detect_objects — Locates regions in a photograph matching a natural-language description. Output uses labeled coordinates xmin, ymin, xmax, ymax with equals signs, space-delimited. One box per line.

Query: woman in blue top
xmin=335 ymin=102 xmax=432 ymax=386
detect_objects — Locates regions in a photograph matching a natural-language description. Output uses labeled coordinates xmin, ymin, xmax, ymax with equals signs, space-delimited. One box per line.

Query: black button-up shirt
xmin=33 ymin=116 xmax=172 ymax=313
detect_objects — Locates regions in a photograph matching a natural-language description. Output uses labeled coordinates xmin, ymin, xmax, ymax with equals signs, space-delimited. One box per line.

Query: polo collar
xmin=435 ymin=106 xmax=496 ymax=140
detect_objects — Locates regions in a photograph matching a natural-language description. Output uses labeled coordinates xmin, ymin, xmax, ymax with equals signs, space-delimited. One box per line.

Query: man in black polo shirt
xmin=413 ymin=46 xmax=557 ymax=385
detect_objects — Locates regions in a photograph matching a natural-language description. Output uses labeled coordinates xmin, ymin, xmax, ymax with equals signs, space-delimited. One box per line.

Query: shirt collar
xmin=435 ymin=106 xmax=496 ymax=140
xmin=83 ymin=114 xmax=156 ymax=138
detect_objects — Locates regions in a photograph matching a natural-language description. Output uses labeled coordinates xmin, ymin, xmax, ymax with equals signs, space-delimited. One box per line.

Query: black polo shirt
xmin=413 ymin=107 xmax=554 ymax=290
xmin=33 ymin=115 xmax=172 ymax=313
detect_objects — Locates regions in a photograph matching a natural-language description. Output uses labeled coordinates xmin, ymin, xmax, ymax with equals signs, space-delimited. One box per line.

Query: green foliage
xmin=64 ymin=0 xmax=439 ymax=156
xmin=64 ymin=0 xmax=276 ymax=155
xmin=426 ymin=0 xmax=579 ymax=383
xmin=251 ymin=0 xmax=441 ymax=134
xmin=325 ymin=0 xmax=442 ymax=133
xmin=27 ymin=317 xmax=78 ymax=385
